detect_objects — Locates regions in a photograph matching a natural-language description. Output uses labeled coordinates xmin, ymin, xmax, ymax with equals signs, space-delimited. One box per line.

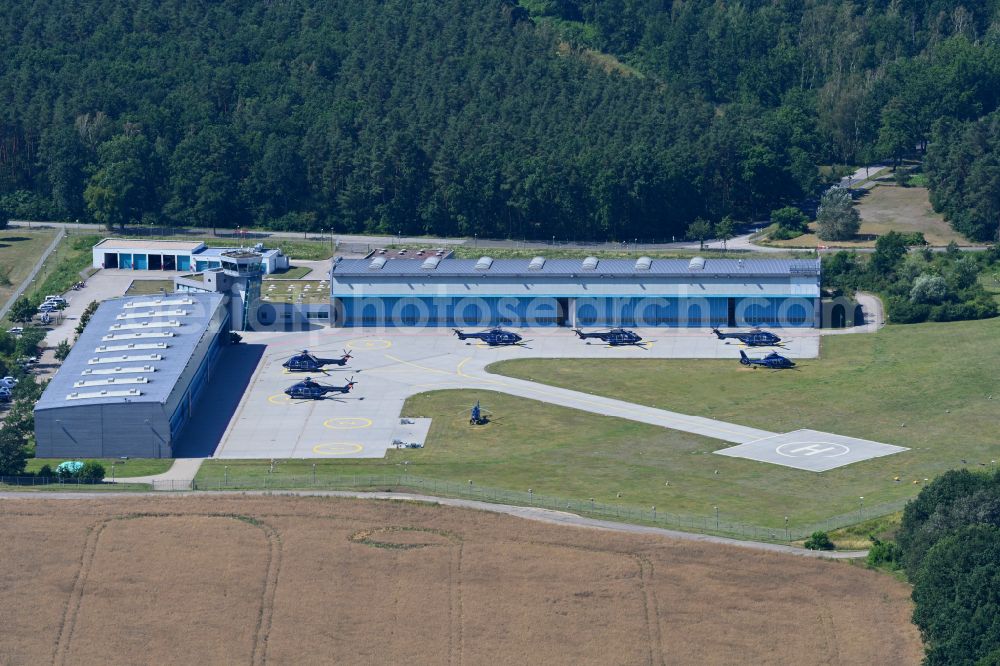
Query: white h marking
xmin=789 ymin=444 xmax=837 ymax=456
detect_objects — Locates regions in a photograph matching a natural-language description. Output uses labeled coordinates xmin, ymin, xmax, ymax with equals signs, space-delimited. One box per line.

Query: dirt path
xmin=0 ymin=489 xmax=868 ymax=559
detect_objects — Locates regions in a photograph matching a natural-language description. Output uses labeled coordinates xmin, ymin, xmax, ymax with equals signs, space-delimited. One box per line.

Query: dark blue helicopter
xmin=739 ymin=350 xmax=796 ymax=369
xmin=573 ymin=328 xmax=645 ymax=347
xmin=284 ymin=376 xmax=357 ymax=400
xmin=453 ymin=327 xmax=523 ymax=346
xmin=282 ymin=349 xmax=352 ymax=372
xmin=470 ymin=400 xmax=490 ymax=425
xmin=713 ymin=328 xmax=783 ymax=346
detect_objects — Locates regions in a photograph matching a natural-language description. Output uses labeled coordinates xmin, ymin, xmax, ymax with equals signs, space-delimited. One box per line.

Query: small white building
xmin=93 ymin=239 xmax=290 ymax=274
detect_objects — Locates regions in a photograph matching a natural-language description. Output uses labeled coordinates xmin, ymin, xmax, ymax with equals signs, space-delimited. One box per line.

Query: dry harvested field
xmin=0 ymin=496 xmax=921 ymax=665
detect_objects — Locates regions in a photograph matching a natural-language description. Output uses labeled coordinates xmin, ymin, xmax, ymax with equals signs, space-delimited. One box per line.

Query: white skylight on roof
xmin=88 ymin=354 xmax=162 ymax=365
xmin=102 ymin=332 xmax=175 ymax=342
xmin=66 ymin=388 xmax=142 ymax=400
xmin=116 ymin=309 xmax=189 ymax=320
xmin=94 ymin=343 xmax=168 ymax=353
xmin=110 ymin=320 xmax=182 ymax=331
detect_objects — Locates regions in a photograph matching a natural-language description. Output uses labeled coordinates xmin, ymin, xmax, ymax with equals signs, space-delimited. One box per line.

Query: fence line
xmin=0 ymin=473 xmax=910 ymax=540
xmin=189 ymin=473 xmax=909 ymax=541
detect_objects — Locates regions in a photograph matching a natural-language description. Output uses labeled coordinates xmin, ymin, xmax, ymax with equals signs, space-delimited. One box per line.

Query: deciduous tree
xmin=815 ymin=187 xmax=860 ymax=241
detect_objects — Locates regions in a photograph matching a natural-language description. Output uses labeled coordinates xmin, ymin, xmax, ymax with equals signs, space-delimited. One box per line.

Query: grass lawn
xmin=827 ymin=512 xmax=902 ymax=550
xmin=198 ymin=389 xmax=764 ymax=520
xmin=767 ymin=184 xmax=968 ymax=248
xmin=486 ymin=318 xmax=1000 ymax=524
xmin=125 ymin=279 xmax=175 ymax=295
xmin=0 ymin=228 xmax=59 ymax=306
xmin=22 ymin=234 xmax=102 ymax=304
xmin=25 ymin=458 xmax=173 ymax=477
xmin=267 ymin=265 xmax=313 ymax=279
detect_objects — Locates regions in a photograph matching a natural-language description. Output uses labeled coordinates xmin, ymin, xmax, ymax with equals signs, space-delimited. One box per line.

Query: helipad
xmin=714 ymin=429 xmax=909 ymax=472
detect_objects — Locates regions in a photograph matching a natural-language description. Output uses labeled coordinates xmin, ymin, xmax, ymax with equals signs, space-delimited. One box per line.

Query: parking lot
xmin=213 ymin=327 xmax=822 ymax=459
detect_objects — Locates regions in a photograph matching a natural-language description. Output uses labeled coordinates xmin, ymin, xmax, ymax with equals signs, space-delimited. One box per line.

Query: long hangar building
xmin=329 ymin=256 xmax=821 ymax=328
xmin=34 ymin=293 xmax=229 ymax=458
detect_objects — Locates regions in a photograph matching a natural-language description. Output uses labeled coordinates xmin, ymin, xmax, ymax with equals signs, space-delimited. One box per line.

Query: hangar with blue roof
xmin=34 ymin=292 xmax=229 ymax=458
xmin=329 ymin=255 xmax=821 ymax=328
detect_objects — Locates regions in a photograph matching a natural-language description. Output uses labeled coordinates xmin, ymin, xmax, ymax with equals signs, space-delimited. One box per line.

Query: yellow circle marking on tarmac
xmin=312 ymin=442 xmax=365 ymax=456
xmin=268 ymin=394 xmax=293 ymax=405
xmin=323 ymin=417 xmax=373 ymax=430
xmin=347 ymin=338 xmax=392 ymax=350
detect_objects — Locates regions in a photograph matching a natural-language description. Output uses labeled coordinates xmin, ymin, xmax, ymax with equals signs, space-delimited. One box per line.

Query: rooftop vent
xmin=581 ymin=256 xmax=599 ymax=271
xmin=368 ymin=256 xmax=387 ymax=270
xmin=475 ymin=256 xmax=494 ymax=271
xmin=421 ymin=256 xmax=442 ymax=270
xmin=528 ymin=256 xmax=546 ymax=271
xmin=635 ymin=256 xmax=652 ymax=271
xmin=688 ymin=256 xmax=706 ymax=271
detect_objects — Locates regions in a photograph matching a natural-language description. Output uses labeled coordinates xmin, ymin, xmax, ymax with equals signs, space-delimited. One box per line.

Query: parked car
xmin=6 ymin=327 xmax=23 ymax=336
xmin=38 ymin=303 xmax=58 ymax=313
xmin=0 ymin=387 xmax=11 ymax=403
xmin=1 ymin=376 xmax=18 ymax=389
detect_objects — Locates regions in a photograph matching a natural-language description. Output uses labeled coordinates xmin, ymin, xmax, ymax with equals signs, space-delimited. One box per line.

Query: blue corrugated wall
xmin=333 ymin=296 xmax=815 ymax=327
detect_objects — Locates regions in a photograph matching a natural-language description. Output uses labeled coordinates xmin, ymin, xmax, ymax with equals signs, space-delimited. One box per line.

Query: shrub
xmin=804 ymin=531 xmax=834 ymax=550
xmin=769 ymin=225 xmax=803 ymax=241
xmin=910 ymin=274 xmax=949 ymax=304
xmin=899 ymin=231 xmax=927 ymax=246
xmin=866 ymin=537 xmax=903 ymax=569
xmin=55 ymin=460 xmax=84 ymax=479
xmin=37 ymin=464 xmax=54 ymax=478
xmin=78 ymin=460 xmax=106 ymax=482
xmin=770 ymin=206 xmax=808 ymax=238
xmin=54 ymin=340 xmax=71 ymax=361
xmin=886 ymin=296 xmax=930 ymax=323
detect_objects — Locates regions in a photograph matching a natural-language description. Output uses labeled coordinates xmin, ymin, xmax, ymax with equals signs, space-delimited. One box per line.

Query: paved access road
xmin=0 ymin=489 xmax=868 ymax=559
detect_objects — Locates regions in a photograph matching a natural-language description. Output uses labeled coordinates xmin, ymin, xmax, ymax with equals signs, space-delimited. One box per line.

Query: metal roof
xmin=35 ymin=293 xmax=225 ymax=410
xmin=331 ymin=257 xmax=821 ymax=278
xmin=196 ymin=247 xmax=281 ymax=259
xmin=94 ymin=238 xmax=205 ymax=252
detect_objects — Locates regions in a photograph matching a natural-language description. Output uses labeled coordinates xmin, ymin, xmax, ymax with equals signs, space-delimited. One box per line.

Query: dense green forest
xmin=892 ymin=469 xmax=1000 ymax=663
xmin=1 ymin=0 xmax=999 ymax=240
